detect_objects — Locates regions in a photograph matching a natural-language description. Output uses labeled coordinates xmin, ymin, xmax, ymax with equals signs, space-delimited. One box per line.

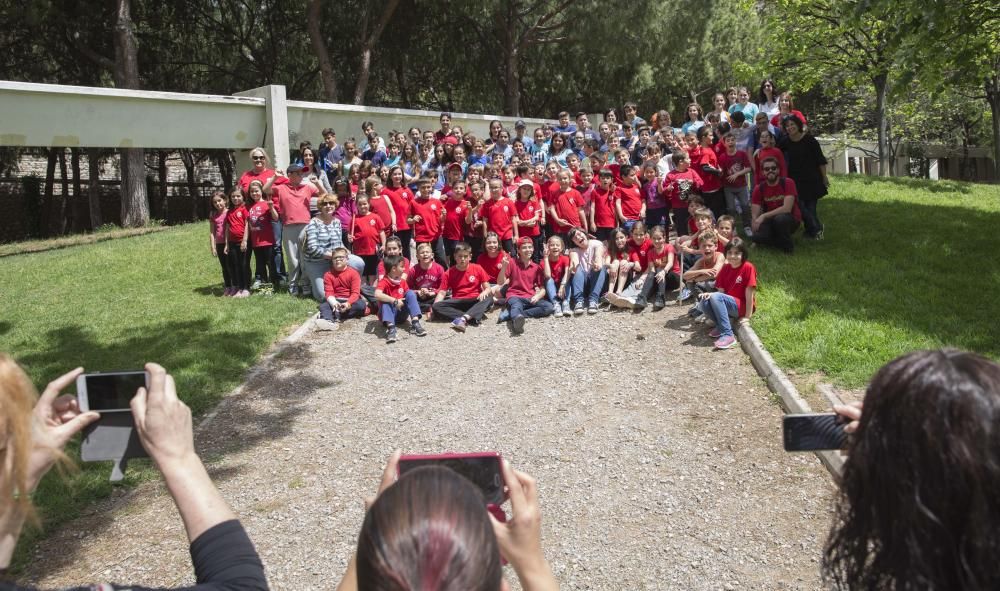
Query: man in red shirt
xmin=266 ymin=163 xmax=322 ymax=295
xmin=431 ymin=243 xmax=494 ymax=332
xmin=750 ymin=156 xmax=801 ymax=253
xmin=316 ymin=247 xmax=369 ymax=330
xmin=496 ymin=238 xmax=553 ymax=334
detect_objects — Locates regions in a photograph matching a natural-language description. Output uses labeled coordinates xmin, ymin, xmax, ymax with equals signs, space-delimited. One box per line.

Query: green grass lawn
xmin=750 ymin=174 xmax=1000 ymax=387
xmin=0 ymin=223 xmax=316 ymax=568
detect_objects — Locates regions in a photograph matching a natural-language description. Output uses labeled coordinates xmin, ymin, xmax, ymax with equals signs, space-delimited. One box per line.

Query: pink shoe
xmin=238 ymin=290 xmax=250 ymax=298
xmin=709 ymin=328 xmax=721 ymax=338
xmin=223 ymin=288 xmax=234 ymax=297
xmin=714 ymin=335 xmax=738 ymax=349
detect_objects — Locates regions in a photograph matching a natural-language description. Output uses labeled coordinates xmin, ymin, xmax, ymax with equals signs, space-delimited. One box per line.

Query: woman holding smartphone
xmin=0 ymin=358 xmax=267 ymax=590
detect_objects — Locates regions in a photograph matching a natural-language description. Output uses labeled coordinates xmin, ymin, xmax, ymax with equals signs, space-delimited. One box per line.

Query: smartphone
xmin=783 ymin=413 xmax=849 ymax=451
xmin=76 ymin=371 xmax=148 ymax=413
xmin=398 ymin=452 xmax=506 ymax=506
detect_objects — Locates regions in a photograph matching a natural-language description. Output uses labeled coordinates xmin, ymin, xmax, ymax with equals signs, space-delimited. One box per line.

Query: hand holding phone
xmin=397 ymin=452 xmax=506 ymax=506
xmin=76 ymin=370 xmax=148 ymax=413
xmin=783 ymin=413 xmax=849 ymax=452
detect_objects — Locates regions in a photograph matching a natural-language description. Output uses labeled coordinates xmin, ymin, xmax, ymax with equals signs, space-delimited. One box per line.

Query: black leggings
xmin=395 ymin=228 xmax=413 ymax=261
xmin=252 ymin=245 xmax=278 ymax=286
xmin=216 ymin=243 xmax=233 ymax=288
xmin=226 ymin=242 xmax=250 ymax=290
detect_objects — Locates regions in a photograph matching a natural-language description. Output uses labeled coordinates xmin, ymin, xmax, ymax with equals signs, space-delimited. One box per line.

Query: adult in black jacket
xmin=779 ymin=114 xmax=829 ymax=239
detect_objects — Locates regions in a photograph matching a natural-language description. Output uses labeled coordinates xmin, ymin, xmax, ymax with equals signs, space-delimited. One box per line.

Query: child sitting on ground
xmin=432 ymin=242 xmax=495 ymax=332
xmin=316 ymin=246 xmax=369 ymax=331
xmin=680 ymin=230 xmax=725 ymax=301
xmin=692 ymin=238 xmax=756 ymax=350
xmin=375 ymin=236 xmax=410 ymax=281
xmin=374 ymin=254 xmax=428 ymax=344
xmin=606 ymin=226 xmax=678 ymax=312
xmin=410 ymin=242 xmax=447 ymax=315
xmin=606 ymin=228 xmax=635 ymax=296
xmin=496 ymin=237 xmax=553 ymax=334
xmin=543 ymin=235 xmax=572 ymax=317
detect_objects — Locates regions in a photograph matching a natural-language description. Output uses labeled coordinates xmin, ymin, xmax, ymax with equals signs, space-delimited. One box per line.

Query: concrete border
xmin=198 ymin=312 xmax=318 ymax=430
xmin=737 ymin=322 xmax=845 ymax=478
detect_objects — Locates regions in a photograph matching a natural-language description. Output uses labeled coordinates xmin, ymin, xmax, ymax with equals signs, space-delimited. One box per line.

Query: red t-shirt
xmin=323 ymin=266 xmax=362 ymax=305
xmin=483 ymin=198 xmax=516 ymax=240
xmin=506 ymin=259 xmax=545 ymax=299
xmin=434 ymin=131 xmax=459 ymax=145
xmin=753 ymin=147 xmax=787 ymax=180
xmin=627 ymin=237 xmax=653 ymax=270
xmin=376 ymin=275 xmax=410 ymax=299
xmin=714 ymin=261 xmax=757 ymax=317
xmin=514 ymin=199 xmax=542 ymax=237
xmin=591 ymin=186 xmax=616 ymax=228
xmin=547 ymin=254 xmax=570 ymax=284
xmin=381 ymin=186 xmax=414 ymax=231
xmin=443 ymin=198 xmax=470 ymax=241
xmin=410 ymin=198 xmax=444 ymax=242
xmin=411 ymin=262 xmax=447 ymax=294
xmin=246 ymin=201 xmax=275 ymax=247
xmin=445 ymin=263 xmax=490 ymax=299
xmin=770 ymin=110 xmax=807 ymax=129
xmin=541 ymin=180 xmax=561 ymax=207
xmin=272 ymin=182 xmax=317 ymax=225
xmin=646 ymin=243 xmax=679 ymax=274
xmin=225 ymin=205 xmax=248 ymax=242
xmin=718 ymin=150 xmax=752 ymax=189
xmin=751 ymin=178 xmax=801 ymax=223
xmin=369 ymin=194 xmax=395 ymax=229
xmin=615 ymin=183 xmax=643 ymax=221
xmin=239 ymin=169 xmax=275 ymax=196
xmin=352 ymin=213 xmax=385 ymax=256
xmin=476 ymin=251 xmax=509 ymax=283
xmin=376 ymin=257 xmax=411 ymax=281
xmin=662 ymin=169 xmax=704 ymax=209
xmin=553 ymin=189 xmax=584 ymax=233
xmin=690 ymin=146 xmax=723 ymax=193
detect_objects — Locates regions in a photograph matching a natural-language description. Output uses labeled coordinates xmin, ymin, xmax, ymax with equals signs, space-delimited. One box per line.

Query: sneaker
xmin=743 ymin=226 xmax=753 ymax=238
xmin=561 ymin=301 xmax=572 ymax=317
xmin=587 ymin=305 xmax=598 ymax=315
xmin=687 ymin=305 xmax=703 ymax=318
xmin=714 ymin=335 xmax=738 ymax=349
xmin=678 ymin=287 xmax=692 ymax=302
xmin=410 ymin=319 xmax=427 ymax=337
xmin=314 ymin=319 xmax=339 ymax=331
xmin=451 ymin=317 xmax=467 ymax=333
xmin=223 ymin=287 xmax=234 ymax=297
xmin=239 ymin=289 xmax=251 ymax=298
xmin=573 ymin=303 xmax=585 ymax=316
xmin=251 ymin=279 xmax=263 ymax=291
xmin=709 ymin=328 xmax=722 ymax=338
xmin=288 ymin=285 xmax=299 ymax=296
xmin=386 ymin=326 xmax=398 ymax=343
xmin=511 ymin=315 xmax=525 ymax=335
xmin=605 ymin=293 xmax=624 ymax=308
xmin=694 ymin=315 xmax=707 ymax=324
xmin=816 ymin=226 xmax=825 ymax=240
xmin=653 ymin=298 xmax=666 ymax=311
xmin=496 ymin=310 xmax=511 ymax=324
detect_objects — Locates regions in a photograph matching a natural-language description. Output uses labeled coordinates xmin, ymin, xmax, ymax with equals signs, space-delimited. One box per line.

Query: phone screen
xmin=398 ymin=455 xmax=504 ymax=505
xmin=783 ymin=413 xmax=848 ymax=451
xmin=84 ymin=372 xmax=145 ymax=412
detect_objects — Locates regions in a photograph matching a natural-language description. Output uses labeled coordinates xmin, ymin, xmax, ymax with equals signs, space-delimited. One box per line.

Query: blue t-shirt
xmin=727 ymin=102 xmax=760 ymax=124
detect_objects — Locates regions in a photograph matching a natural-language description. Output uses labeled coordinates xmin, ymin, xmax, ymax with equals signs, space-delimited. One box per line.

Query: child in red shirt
xmin=543 ymin=235 xmax=572 ymax=317
xmin=681 ymin=230 xmax=725 ymax=301
xmin=442 ymin=179 xmax=470 ymax=265
xmin=513 ymin=179 xmax=543 ymax=262
xmin=615 ymin=165 xmax=645 ymax=232
xmin=350 ymin=194 xmax=387 ymax=285
xmin=316 ymin=246 xmax=368 ymax=330
xmin=589 ymin=169 xmax=617 ymax=243
xmin=224 ymin=188 xmax=251 ymax=297
xmin=549 ymin=169 xmax=586 ymax=237
xmin=374 ymin=254 xmax=427 ymax=343
xmin=431 ymin=243 xmax=494 ymax=332
xmin=482 ymin=178 xmax=517 ymax=254
xmin=692 ymin=126 xmax=725 ymax=218
xmin=246 ymin=181 xmax=278 ymax=291
xmin=717 ymin=131 xmax=753 ymax=234
xmin=382 ymin=166 xmax=414 ymax=259
xmin=694 ymin=238 xmax=756 ymax=350
xmin=495 ymin=237 xmax=553 ymax=334
xmin=365 ymin=176 xmax=396 ymax=233
xmin=410 ymin=242 xmax=447 ymax=314
xmin=408 ymin=177 xmax=447 ymax=267
xmin=606 ymin=228 xmax=635 ymax=296
xmin=375 ymin=236 xmax=411 ymax=281
xmin=661 ymin=150 xmax=703 ymax=239
xmin=476 ymin=232 xmax=510 ymax=288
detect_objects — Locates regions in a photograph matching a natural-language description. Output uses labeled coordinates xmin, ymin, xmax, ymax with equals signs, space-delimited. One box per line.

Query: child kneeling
xmin=497 ymin=237 xmax=553 ymax=334
xmin=316 ymin=247 xmax=369 ymax=330
xmin=691 ymin=238 xmax=756 ymax=350
xmin=374 ymin=254 xmax=428 ymax=344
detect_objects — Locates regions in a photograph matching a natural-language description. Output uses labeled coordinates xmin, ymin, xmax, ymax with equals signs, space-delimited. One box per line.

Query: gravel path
xmin=25 ymin=305 xmax=834 ymax=590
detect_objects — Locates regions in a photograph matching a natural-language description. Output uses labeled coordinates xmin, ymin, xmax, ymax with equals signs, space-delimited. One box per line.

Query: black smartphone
xmin=783 ymin=413 xmax=849 ymax=451
xmin=398 ymin=452 xmax=506 ymax=506
xmin=76 ymin=371 xmax=147 ymax=413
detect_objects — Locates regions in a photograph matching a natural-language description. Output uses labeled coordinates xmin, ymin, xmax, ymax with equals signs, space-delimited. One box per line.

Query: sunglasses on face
xmin=252 ymin=156 xmax=265 ymax=161
xmin=763 ymin=166 xmax=778 ymax=172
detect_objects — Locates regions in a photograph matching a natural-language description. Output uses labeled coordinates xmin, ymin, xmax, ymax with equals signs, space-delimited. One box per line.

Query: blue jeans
xmin=380 ymin=290 xmax=422 ymax=325
xmin=507 ymin=296 xmax=554 ymax=320
xmin=800 ymin=197 xmax=822 ymax=237
xmin=570 ymin=265 xmax=607 ymax=307
xmin=702 ymin=293 xmax=740 ymax=338
xmin=271 ymin=220 xmax=286 ymax=279
xmin=545 ymin=278 xmax=569 ymax=306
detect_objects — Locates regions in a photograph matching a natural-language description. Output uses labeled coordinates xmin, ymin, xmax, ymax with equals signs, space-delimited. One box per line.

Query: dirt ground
xmin=24 ymin=305 xmax=835 ymax=590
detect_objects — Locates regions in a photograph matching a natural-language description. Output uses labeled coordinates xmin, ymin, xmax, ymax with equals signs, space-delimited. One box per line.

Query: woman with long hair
xmin=757 ymin=78 xmax=780 ymax=117
xmin=680 ymin=103 xmax=705 ymax=135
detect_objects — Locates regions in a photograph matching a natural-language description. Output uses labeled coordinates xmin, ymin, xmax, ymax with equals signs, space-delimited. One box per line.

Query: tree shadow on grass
xmin=851 ymin=174 xmax=974 ymax=195
xmin=0 ymin=321 xmax=10 ymax=337
xmin=18 ymin=331 xmax=344 ymax=581
xmin=752 ymin=195 xmax=1000 ymax=376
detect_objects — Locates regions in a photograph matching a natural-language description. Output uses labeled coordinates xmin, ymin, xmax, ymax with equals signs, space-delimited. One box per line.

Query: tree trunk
xmin=181 ymin=149 xmax=199 ymax=222
xmin=87 ymin=147 xmax=103 ymax=229
xmin=307 ymin=0 xmax=338 ymax=102
xmin=873 ymin=72 xmax=889 ymax=177
xmin=70 ymin=148 xmax=84 ymax=232
xmin=499 ymin=1 xmax=520 ymax=116
xmin=42 ymin=149 xmax=57 ymax=238
xmin=218 ymin=150 xmax=235 ymax=193
xmin=56 ymin=149 xmax=69 ymax=235
xmin=986 ymin=73 xmax=1000 ymax=183
xmin=352 ymin=0 xmax=401 ymax=105
xmin=114 ymin=0 xmax=149 ymax=227
xmin=156 ymin=149 xmax=168 ymax=221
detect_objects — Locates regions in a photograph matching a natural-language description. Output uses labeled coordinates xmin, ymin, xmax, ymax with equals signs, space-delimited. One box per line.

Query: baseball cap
xmin=286 ymin=163 xmax=308 ymax=174
xmin=447 ymin=162 xmax=463 ymax=171
xmin=517 ymin=179 xmax=534 ymax=189
xmin=515 ymin=119 xmax=527 ymax=128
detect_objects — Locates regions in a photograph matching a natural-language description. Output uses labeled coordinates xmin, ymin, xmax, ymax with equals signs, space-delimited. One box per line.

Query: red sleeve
xmin=323 ymin=272 xmax=335 ymax=299
xmin=746 ymin=263 xmax=757 ymax=289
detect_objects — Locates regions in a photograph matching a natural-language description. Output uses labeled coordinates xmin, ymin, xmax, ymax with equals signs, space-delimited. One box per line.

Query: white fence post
xmin=233 ymin=85 xmax=290 ymax=171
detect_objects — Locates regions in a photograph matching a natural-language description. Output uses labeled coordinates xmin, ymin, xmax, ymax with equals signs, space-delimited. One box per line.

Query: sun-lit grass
xmin=0 ymin=222 xmax=316 ymax=569
xmin=750 ymin=174 xmax=1000 ymax=386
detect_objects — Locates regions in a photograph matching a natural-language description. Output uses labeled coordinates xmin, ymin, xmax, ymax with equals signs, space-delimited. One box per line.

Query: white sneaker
xmin=573 ymin=303 xmax=585 ymax=316
xmin=314 ymin=319 xmax=339 ymax=331
xmin=561 ymin=301 xmax=572 ymax=317
xmin=744 ymin=226 xmax=753 ymax=238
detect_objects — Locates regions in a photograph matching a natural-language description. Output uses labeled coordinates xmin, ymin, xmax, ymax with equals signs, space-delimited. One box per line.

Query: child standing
xmin=442 ymin=179 xmax=470 ymax=264
xmin=374 ymin=254 xmax=428 ymax=344
xmin=246 ymin=181 xmax=278 ymax=290
xmin=640 ymin=162 xmax=668 ymax=230
xmin=224 ymin=188 xmax=250 ymax=298
xmin=350 ymin=194 xmax=387 ymax=285
xmin=614 ymin=165 xmax=645 ymax=232
xmin=408 ymin=177 xmax=447 ymax=267
xmin=482 ymin=178 xmax=517 ymax=253
xmin=717 ymin=132 xmax=753 ymax=234
xmin=661 ymin=150 xmax=703 ymax=240
xmin=694 ymin=239 xmax=756 ymax=350
xmin=589 ymin=169 xmax=617 ymax=243
xmin=209 ymin=192 xmax=233 ymax=296
xmin=513 ymin=180 xmax=543 ymax=261
xmin=549 ymin=169 xmax=586 ymax=240
xmin=543 ymin=235 xmax=572 ymax=317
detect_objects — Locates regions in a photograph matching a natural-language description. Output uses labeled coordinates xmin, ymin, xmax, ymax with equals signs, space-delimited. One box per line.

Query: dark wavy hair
xmin=356 ymin=466 xmax=502 ymax=591
xmin=823 ymin=349 xmax=1000 ymax=590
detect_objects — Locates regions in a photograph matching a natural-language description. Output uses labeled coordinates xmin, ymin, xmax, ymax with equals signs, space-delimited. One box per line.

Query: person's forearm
xmin=160 ymin=455 xmax=237 ymax=544
xmin=336 ymin=554 xmax=358 ymax=591
xmin=0 ymin=505 xmax=27 ymax=569
xmin=515 ymin=557 xmax=559 ymax=591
